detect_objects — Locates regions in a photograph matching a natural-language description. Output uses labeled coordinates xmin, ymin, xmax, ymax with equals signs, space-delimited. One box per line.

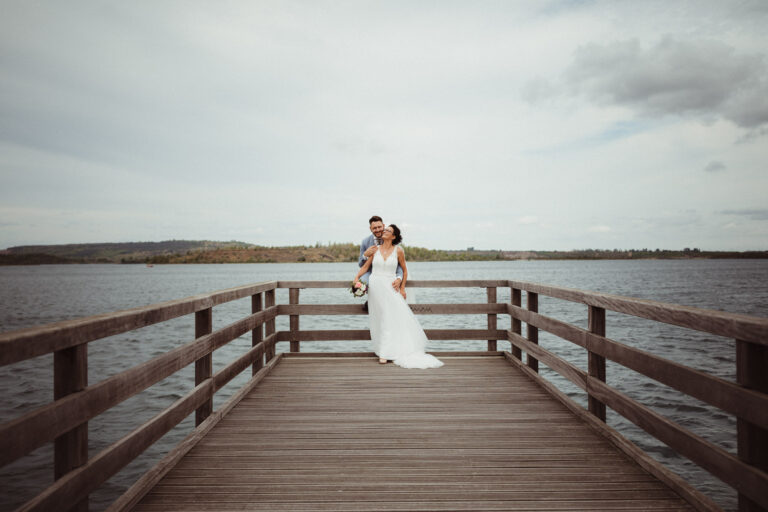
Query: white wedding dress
xmin=368 ymin=247 xmax=443 ymax=369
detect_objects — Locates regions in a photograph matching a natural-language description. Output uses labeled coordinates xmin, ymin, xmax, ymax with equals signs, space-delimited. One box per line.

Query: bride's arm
xmin=354 ymin=254 xmax=373 ymax=282
xmin=397 ymin=247 xmax=407 ymax=299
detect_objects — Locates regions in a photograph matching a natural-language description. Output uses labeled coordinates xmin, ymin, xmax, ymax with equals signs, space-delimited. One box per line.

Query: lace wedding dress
xmin=368 ymin=247 xmax=443 ymax=369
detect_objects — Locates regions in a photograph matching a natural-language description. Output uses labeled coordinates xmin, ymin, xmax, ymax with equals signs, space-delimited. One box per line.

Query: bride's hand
xmin=400 ymin=288 xmax=407 ymax=300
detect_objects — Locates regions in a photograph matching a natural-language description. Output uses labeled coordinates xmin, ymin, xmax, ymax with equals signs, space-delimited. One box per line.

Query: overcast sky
xmin=1 ymin=1 xmax=767 ymax=251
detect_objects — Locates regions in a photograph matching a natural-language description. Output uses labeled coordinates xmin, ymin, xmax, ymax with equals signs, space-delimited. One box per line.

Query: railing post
xmin=526 ymin=292 xmax=538 ymax=372
xmin=252 ymin=292 xmax=263 ymax=375
xmin=510 ymin=287 xmax=522 ymax=360
xmin=289 ymin=288 xmax=300 ymax=352
xmin=487 ymin=287 xmax=497 ymax=352
xmin=737 ymin=339 xmax=768 ymax=512
xmin=194 ymin=307 xmax=212 ymax=426
xmin=265 ymin=288 xmax=276 ymax=361
xmin=54 ymin=344 xmax=88 ymax=512
xmin=588 ymin=305 xmax=607 ymax=422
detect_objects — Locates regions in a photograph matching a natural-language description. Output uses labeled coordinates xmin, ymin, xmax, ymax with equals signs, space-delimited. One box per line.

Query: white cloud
xmin=1 ymin=1 xmax=767 ymax=251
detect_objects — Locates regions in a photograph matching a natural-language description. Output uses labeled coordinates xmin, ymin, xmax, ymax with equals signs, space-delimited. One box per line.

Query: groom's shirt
xmin=359 ymin=234 xmax=404 ymax=280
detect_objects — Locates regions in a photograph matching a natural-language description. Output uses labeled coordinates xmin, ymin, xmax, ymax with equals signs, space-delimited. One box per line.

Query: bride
xmin=354 ymin=224 xmax=443 ymax=369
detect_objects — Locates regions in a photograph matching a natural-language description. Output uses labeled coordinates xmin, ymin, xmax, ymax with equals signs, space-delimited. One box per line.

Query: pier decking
xmin=133 ymin=354 xmax=692 ymax=511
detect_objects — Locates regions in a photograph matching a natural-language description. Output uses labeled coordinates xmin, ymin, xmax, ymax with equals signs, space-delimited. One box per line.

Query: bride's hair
xmin=389 ymin=224 xmax=403 ymax=245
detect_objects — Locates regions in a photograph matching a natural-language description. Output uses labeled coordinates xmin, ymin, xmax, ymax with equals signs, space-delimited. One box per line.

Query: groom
xmin=359 ymin=215 xmax=403 ymax=311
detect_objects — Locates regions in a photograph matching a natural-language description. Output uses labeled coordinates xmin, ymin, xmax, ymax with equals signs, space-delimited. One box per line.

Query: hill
xmin=1 ymin=241 xmax=766 ymax=265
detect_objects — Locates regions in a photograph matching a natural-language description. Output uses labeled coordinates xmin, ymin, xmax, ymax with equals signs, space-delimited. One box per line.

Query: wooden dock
xmin=133 ymin=354 xmax=692 ymax=511
xmin=2 ymin=279 xmax=767 ymax=512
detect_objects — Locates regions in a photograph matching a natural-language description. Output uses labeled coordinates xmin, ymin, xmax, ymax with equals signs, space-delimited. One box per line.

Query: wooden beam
xmin=510 ymin=287 xmax=522 ymax=360
xmin=53 ymin=344 xmax=88 ymax=512
xmin=502 ymin=351 xmax=721 ymax=512
xmin=194 ymin=308 xmax=213 ymax=427
xmin=507 ymin=302 xmax=768 ymax=431
xmin=0 ymin=281 xmax=278 ymax=366
xmin=105 ymin=354 xmax=283 ymax=512
xmin=264 ymin=289 xmax=276 ymax=361
xmin=508 ymin=331 xmax=587 ymax=391
xmin=487 ymin=287 xmax=497 ymax=352
xmin=277 ymin=303 xmax=508 ymax=316
xmin=588 ymin=376 xmax=768 ymax=511
xmin=526 ymin=291 xmax=539 ymax=372
xmin=277 ymin=279 xmax=510 ymax=289
xmin=507 ymin=280 xmax=768 ymax=346
xmin=0 ymin=307 xmax=278 ymax=468
xmin=588 ymin=305 xmax=607 ymax=422
xmin=19 ymin=380 xmax=215 ymax=512
xmin=274 ymin=329 xmax=509 ymax=342
xmin=289 ymin=288 xmax=300 ymax=353
xmin=737 ymin=339 xmax=768 ymax=512
xmin=251 ymin=293 xmax=263 ymax=375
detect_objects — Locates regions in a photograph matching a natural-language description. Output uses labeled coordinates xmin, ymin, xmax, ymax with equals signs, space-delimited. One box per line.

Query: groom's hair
xmin=369 ymin=215 xmax=383 ymax=225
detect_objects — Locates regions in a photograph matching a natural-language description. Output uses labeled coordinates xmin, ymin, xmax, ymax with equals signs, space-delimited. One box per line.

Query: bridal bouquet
xmin=350 ymin=280 xmax=368 ymax=298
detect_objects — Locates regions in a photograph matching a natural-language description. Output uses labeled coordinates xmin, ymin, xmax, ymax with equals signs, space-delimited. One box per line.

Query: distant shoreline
xmin=2 ymin=241 xmax=767 ymax=265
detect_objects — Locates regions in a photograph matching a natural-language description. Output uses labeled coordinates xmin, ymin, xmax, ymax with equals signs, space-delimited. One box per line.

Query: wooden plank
xmin=251 ymin=292 xmax=263 ymax=375
xmin=502 ymin=351 xmax=720 ymax=512
xmin=281 ymin=351 xmax=503 ymax=358
xmin=19 ymin=379 xmax=215 ymax=512
xmin=0 ymin=307 xmax=278 ymax=467
xmin=277 ymin=303 xmax=508 ymax=315
xmin=289 ymin=288 xmax=300 ymax=352
xmin=211 ymin=336 xmax=273 ymax=392
xmin=132 ymin=355 xmax=697 ymax=512
xmin=487 ymin=287 xmax=497 ymax=352
xmin=510 ymin=287 xmax=522 ymax=360
xmin=507 ymin=303 xmax=768 ymax=431
xmin=527 ymin=291 xmax=539 ymax=372
xmin=588 ymin=376 xmax=768 ymax=510
xmin=508 ymin=331 xmax=587 ymax=391
xmin=106 ymin=354 xmax=283 ymax=512
xmin=264 ymin=289 xmax=276 ymax=361
xmin=194 ymin=308 xmax=213 ymax=426
xmin=275 ymin=329 xmax=509 ymax=342
xmin=507 ymin=280 xmax=768 ymax=346
xmin=53 ymin=343 xmax=88 ymax=512
xmin=588 ymin=305 xmax=607 ymax=422
xmin=736 ymin=339 xmax=768 ymax=512
xmin=277 ymin=280 xmax=510 ymax=289
xmin=0 ymin=281 xmax=278 ymax=366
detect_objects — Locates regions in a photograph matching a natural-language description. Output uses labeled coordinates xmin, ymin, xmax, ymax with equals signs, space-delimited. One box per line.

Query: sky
xmin=1 ymin=1 xmax=767 ymax=251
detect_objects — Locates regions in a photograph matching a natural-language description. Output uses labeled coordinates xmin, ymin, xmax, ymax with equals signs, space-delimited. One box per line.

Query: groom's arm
xmin=358 ymin=237 xmax=369 ymax=268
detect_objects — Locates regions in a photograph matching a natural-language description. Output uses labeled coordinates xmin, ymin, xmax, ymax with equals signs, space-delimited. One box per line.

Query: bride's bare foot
xmin=379 ymin=358 xmax=387 ymax=364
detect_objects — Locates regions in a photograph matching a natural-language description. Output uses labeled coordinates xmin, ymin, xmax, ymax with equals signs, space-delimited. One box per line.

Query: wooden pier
xmin=1 ymin=280 xmax=767 ymax=512
xmin=133 ymin=354 xmax=694 ymax=511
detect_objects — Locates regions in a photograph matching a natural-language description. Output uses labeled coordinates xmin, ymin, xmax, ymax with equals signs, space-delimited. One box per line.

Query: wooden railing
xmin=0 ymin=279 xmax=767 ymax=512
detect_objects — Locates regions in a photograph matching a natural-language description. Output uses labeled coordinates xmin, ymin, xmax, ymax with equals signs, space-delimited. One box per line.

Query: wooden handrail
xmin=508 ymin=280 xmax=768 ymax=346
xmin=0 ymin=281 xmax=278 ymax=366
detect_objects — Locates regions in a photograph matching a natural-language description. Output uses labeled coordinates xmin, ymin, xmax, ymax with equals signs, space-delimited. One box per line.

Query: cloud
xmin=703 ymin=161 xmax=726 ymax=173
xmin=564 ymin=37 xmax=768 ymax=129
xmin=588 ymin=225 xmax=611 ymax=233
xmin=721 ymin=209 xmax=768 ymax=221
xmin=516 ymin=216 xmax=538 ymax=225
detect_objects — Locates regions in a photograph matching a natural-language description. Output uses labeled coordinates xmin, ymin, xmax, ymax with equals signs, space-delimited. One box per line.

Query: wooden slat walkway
xmin=133 ymin=354 xmax=693 ymax=511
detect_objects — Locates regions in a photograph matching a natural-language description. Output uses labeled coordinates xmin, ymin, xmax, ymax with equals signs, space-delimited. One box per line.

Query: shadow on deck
xmin=133 ymin=354 xmax=692 ymax=511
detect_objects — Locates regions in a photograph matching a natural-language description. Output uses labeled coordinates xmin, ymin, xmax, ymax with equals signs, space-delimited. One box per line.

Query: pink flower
xmin=354 ymin=282 xmax=362 ymax=288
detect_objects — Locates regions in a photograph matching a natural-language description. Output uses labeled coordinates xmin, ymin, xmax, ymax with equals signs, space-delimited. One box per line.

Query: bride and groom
xmin=354 ymin=216 xmax=443 ymax=369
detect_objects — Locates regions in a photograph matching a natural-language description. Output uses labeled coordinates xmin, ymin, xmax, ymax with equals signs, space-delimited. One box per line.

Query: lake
xmin=1 ymin=259 xmax=767 ymax=511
